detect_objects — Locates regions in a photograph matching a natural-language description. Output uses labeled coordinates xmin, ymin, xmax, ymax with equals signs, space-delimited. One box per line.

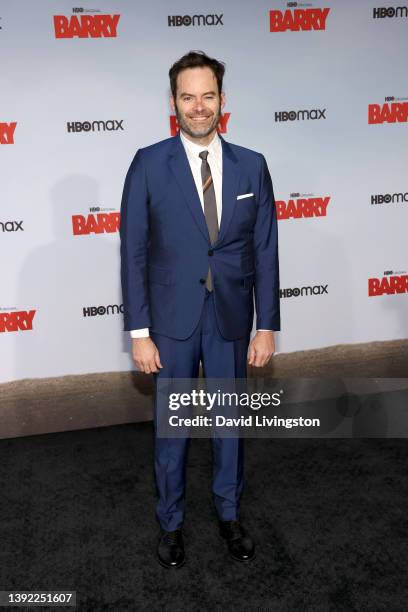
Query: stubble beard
xmin=174 ymin=101 xmax=221 ymax=140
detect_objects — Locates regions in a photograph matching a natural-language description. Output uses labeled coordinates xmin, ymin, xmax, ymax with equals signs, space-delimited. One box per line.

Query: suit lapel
xmin=168 ymin=132 xmax=241 ymax=246
xmin=217 ymin=135 xmax=240 ymax=245
xmin=168 ymin=132 xmax=210 ymax=243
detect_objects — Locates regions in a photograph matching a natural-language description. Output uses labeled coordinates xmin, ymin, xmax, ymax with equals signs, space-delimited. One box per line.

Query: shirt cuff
xmin=130 ymin=328 xmax=150 ymax=338
xmin=257 ymin=329 xmax=273 ymax=332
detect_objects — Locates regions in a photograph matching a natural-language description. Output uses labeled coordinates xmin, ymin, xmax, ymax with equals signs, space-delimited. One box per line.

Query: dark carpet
xmin=1 ymin=423 xmax=407 ymax=611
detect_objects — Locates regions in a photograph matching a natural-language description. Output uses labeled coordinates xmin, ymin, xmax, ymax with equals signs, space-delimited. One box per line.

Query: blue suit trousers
xmin=151 ymin=290 xmax=250 ymax=531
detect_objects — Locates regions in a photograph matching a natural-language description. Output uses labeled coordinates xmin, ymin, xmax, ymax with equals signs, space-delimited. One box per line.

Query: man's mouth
xmin=190 ymin=116 xmax=211 ymax=122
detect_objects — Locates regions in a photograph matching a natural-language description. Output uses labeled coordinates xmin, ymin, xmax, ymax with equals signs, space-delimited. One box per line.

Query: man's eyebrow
xmin=179 ymin=91 xmax=217 ymax=97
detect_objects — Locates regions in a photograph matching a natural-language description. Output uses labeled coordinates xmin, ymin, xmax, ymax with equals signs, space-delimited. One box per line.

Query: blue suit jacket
xmin=120 ymin=132 xmax=280 ymax=341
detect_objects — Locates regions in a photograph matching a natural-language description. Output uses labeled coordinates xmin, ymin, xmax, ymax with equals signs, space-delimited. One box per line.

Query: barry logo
xmin=368 ymin=101 xmax=408 ymax=124
xmin=269 ymin=7 xmax=330 ymax=32
xmin=54 ymin=14 xmax=120 ymax=38
xmin=0 ymin=310 xmax=36 ymax=333
xmin=0 ymin=122 xmax=17 ymax=145
xmin=276 ymin=196 xmax=330 ymax=220
xmin=72 ymin=212 xmax=120 ymax=235
xmin=368 ymin=273 xmax=408 ymax=296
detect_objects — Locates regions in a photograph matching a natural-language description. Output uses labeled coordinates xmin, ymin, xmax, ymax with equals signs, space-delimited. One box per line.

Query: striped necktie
xmin=199 ymin=150 xmax=219 ymax=291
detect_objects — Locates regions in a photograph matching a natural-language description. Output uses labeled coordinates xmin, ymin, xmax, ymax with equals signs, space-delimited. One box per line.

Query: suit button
xmin=199 ymin=278 xmax=206 ymax=284
xmin=208 ymin=249 xmax=214 ymax=256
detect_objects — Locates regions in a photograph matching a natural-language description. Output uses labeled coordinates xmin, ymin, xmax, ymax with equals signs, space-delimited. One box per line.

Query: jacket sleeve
xmin=119 ymin=149 xmax=151 ymax=331
xmin=253 ymin=154 xmax=281 ymax=331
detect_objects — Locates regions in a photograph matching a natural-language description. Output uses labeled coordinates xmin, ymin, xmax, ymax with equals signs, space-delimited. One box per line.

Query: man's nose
xmin=194 ymin=99 xmax=204 ymax=112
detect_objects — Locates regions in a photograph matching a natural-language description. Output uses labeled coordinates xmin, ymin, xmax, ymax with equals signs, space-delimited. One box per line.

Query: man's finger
xmin=141 ymin=361 xmax=150 ymax=373
xmin=248 ymin=346 xmax=256 ymax=365
xmin=255 ymin=353 xmax=266 ymax=367
xmin=155 ymin=351 xmax=163 ymax=369
xmin=259 ymin=354 xmax=267 ymax=367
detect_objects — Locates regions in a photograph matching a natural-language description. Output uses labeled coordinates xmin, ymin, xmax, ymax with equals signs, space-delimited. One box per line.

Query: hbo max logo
xmin=167 ymin=14 xmax=224 ymax=26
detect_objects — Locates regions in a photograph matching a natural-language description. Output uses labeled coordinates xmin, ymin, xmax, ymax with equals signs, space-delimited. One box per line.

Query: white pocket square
xmin=237 ymin=193 xmax=254 ymax=200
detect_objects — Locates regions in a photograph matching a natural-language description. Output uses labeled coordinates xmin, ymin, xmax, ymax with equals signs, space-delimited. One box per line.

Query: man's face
xmin=171 ymin=66 xmax=225 ymax=140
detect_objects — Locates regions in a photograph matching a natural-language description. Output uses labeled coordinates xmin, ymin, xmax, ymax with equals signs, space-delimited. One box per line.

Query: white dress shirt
xmin=179 ymin=129 xmax=223 ymax=226
xmin=130 ymin=130 xmax=271 ymax=338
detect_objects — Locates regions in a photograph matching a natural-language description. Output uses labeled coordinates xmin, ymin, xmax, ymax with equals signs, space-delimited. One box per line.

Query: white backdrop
xmin=1 ymin=0 xmax=407 ymax=383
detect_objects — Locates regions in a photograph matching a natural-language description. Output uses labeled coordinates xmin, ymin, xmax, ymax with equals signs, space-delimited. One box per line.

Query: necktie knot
xmin=199 ymin=150 xmax=209 ymax=161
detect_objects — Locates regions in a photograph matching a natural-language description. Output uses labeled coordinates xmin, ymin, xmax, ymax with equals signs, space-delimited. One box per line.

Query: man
xmin=120 ymin=51 xmax=280 ymax=568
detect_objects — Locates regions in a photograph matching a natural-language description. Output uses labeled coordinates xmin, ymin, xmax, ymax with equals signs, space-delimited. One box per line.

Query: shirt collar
xmin=179 ymin=129 xmax=221 ymax=159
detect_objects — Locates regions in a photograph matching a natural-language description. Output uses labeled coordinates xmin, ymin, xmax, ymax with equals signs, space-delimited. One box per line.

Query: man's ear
xmin=220 ymin=91 xmax=226 ymax=110
xmin=170 ymin=95 xmax=176 ymax=112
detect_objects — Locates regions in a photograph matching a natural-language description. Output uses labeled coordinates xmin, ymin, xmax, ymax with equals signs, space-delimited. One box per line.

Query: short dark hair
xmin=169 ymin=50 xmax=225 ymax=99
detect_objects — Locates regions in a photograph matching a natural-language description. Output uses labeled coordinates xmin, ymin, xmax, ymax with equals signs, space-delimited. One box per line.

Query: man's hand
xmin=132 ymin=337 xmax=163 ymax=374
xmin=247 ymin=331 xmax=275 ymax=368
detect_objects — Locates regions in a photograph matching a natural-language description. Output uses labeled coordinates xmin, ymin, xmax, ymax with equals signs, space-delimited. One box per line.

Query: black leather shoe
xmin=157 ymin=529 xmax=185 ymax=568
xmin=219 ymin=520 xmax=255 ymax=562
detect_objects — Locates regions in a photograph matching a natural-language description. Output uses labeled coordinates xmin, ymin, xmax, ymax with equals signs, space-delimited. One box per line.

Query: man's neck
xmin=180 ymin=128 xmax=217 ymax=147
